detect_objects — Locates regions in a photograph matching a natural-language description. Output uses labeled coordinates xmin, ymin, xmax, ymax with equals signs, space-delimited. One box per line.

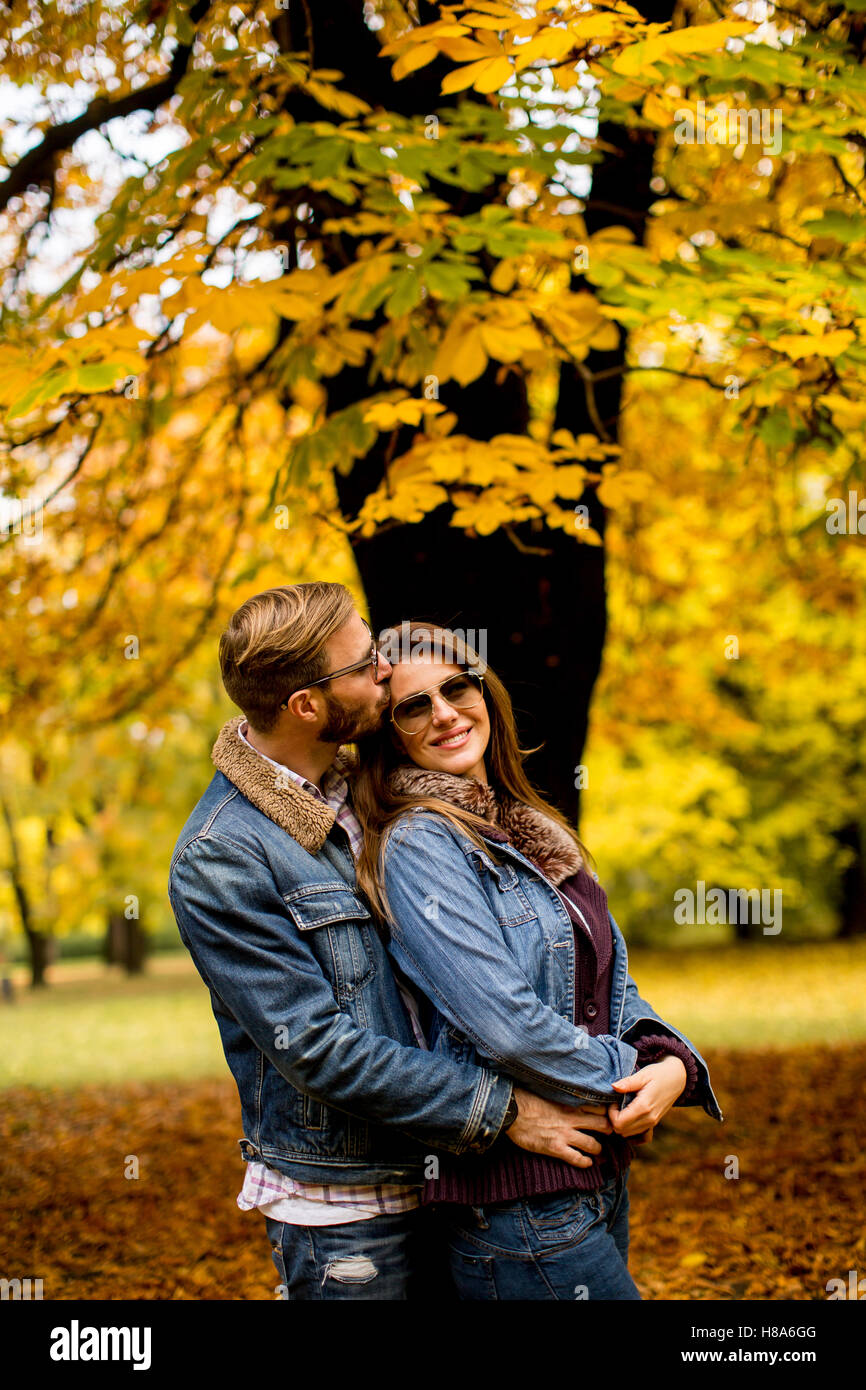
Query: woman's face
xmin=389 ymin=660 xmax=490 ymax=781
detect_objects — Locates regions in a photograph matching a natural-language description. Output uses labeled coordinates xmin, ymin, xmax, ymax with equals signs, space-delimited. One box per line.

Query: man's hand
xmin=607 ymin=1055 xmax=687 ymax=1138
xmin=505 ymin=1088 xmax=613 ymax=1168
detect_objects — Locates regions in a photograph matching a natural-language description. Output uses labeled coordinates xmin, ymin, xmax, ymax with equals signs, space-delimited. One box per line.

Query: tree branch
xmin=0 ymin=0 xmax=213 ymax=214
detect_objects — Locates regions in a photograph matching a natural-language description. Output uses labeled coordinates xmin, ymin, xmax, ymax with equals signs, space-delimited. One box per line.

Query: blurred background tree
xmin=1 ymin=0 xmax=864 ymax=984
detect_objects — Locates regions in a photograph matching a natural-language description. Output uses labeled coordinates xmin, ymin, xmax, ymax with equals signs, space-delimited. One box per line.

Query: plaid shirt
xmin=235 ymin=722 xmax=421 ymax=1223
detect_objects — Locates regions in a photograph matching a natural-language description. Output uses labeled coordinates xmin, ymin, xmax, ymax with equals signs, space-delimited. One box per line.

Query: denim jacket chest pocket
xmin=282 ymin=882 xmax=377 ymax=1009
xmin=464 ymin=847 xmax=538 ymax=926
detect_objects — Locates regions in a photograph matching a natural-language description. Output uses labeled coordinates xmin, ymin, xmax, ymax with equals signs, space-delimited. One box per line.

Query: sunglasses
xmin=391 ymin=670 xmax=486 ymax=735
xmin=279 ymin=620 xmax=379 ymax=712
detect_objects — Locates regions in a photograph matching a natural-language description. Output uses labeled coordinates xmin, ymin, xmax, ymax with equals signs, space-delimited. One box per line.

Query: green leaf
xmin=451 ymin=234 xmax=484 ymax=252
xmin=384 ymin=271 xmax=424 ymax=318
xmin=6 ymin=369 xmax=72 ymax=420
xmin=803 ymin=212 xmax=866 ymax=244
xmin=424 ymin=262 xmax=477 ymax=299
xmin=758 ymin=409 xmax=796 ymax=450
xmin=352 ymin=143 xmax=388 ymax=175
xmin=75 ymin=363 xmax=132 ymax=394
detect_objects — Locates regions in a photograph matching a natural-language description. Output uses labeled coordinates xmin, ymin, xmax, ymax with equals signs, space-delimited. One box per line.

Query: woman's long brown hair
xmin=353 ymin=621 xmax=595 ymax=925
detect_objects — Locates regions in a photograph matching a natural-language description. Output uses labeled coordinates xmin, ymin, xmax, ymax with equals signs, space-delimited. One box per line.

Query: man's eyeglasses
xmin=391 ymin=670 xmax=485 ymax=735
xmin=279 ymin=621 xmax=379 ymax=711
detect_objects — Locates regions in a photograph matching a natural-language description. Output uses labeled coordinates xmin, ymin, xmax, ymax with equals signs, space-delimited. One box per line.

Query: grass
xmin=629 ymin=938 xmax=866 ymax=1049
xmin=3 ymin=939 xmax=866 ymax=1089
xmin=1 ymin=955 xmax=225 ymax=1088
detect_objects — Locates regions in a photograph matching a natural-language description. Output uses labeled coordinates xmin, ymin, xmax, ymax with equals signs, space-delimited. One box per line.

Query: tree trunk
xmin=835 ymin=820 xmax=866 ymax=937
xmin=1 ymin=792 xmax=52 ymax=987
xmin=25 ymin=928 xmax=52 ymax=988
xmin=105 ymin=910 xmax=148 ymax=974
xmin=275 ymin=0 xmax=677 ymax=822
xmin=124 ymin=916 xmax=147 ymax=974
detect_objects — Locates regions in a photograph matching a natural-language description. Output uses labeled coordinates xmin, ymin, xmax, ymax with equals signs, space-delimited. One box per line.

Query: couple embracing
xmin=168 ymin=581 xmax=722 ymax=1301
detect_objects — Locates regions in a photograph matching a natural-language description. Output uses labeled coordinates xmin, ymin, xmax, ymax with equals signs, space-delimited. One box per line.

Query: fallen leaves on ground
xmin=1 ymin=1044 xmax=862 ymax=1300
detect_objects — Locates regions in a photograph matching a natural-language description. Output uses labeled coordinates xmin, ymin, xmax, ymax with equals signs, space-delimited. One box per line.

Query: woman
xmin=354 ymin=623 xmax=723 ymax=1301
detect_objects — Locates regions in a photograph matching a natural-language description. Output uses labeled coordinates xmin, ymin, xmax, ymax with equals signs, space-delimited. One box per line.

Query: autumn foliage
xmin=1 ymin=3 xmax=865 ymax=966
xmin=1 ymin=1044 xmax=862 ymax=1300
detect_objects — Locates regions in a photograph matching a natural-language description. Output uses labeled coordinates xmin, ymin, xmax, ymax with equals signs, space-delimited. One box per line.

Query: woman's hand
xmin=606 ymin=1055 xmax=687 ymax=1137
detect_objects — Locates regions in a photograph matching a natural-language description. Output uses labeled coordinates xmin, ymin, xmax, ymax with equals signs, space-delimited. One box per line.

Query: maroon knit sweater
xmin=424 ymin=852 xmax=699 ymax=1206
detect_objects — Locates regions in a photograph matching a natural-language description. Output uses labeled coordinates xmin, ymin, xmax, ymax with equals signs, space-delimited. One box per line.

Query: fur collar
xmin=211 ymin=715 xmax=356 ymax=855
xmin=387 ymin=764 xmax=584 ymax=886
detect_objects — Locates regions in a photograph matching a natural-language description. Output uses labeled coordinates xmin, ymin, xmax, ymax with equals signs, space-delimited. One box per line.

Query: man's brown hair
xmin=218 ymin=582 xmax=356 ymax=733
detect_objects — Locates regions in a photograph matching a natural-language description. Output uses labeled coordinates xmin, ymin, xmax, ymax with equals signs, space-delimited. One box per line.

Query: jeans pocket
xmin=523 ymin=1191 xmax=604 ymax=1247
xmin=446 ymin=1246 xmax=499 ymax=1301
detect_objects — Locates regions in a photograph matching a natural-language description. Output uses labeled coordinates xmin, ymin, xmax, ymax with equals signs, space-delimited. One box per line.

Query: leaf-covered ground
xmin=2 ymin=1044 xmax=862 ymax=1301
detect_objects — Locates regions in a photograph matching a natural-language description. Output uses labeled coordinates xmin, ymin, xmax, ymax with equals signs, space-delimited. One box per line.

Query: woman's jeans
xmin=433 ymin=1173 xmax=642 ymax=1300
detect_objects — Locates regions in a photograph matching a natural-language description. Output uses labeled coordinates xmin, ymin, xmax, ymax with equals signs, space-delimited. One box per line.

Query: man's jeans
xmin=433 ymin=1173 xmax=642 ymax=1300
xmin=265 ymin=1209 xmax=448 ymax=1301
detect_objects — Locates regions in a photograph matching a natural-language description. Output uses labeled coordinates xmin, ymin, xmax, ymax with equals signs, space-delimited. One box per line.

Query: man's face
xmin=315 ymin=612 xmax=392 ymax=744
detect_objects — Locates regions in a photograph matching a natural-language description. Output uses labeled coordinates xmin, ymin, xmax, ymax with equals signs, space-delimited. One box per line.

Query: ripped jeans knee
xmin=265 ymin=1210 xmax=417 ymax=1301
xmin=322 ymin=1254 xmax=378 ymax=1287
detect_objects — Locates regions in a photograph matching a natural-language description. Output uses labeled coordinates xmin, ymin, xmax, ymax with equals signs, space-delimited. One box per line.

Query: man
xmin=168 ymin=581 xmax=614 ymax=1300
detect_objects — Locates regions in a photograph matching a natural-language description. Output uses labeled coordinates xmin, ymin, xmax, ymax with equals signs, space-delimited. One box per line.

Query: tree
xmin=2 ymin=0 xmax=865 ymax=962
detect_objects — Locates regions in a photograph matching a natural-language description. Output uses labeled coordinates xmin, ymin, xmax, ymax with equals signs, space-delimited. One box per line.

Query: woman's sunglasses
xmin=391 ymin=671 xmax=485 ymax=736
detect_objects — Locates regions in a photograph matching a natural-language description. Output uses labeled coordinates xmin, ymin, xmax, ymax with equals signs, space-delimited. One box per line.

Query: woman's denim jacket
xmin=167 ymin=756 xmax=514 ymax=1187
xmin=382 ymin=811 xmax=723 ymax=1121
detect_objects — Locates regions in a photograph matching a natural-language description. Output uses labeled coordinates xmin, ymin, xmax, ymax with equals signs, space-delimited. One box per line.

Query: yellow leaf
xmin=460 ymin=12 xmax=514 ymax=29
xmin=447 ymin=327 xmax=489 ymax=385
xmin=613 ymin=21 xmax=755 ymax=77
xmin=818 ymin=393 xmax=866 ymax=428
xmin=439 ymin=37 xmax=496 ymax=61
xmin=514 ymin=27 xmax=576 ymax=69
xmin=392 ymin=42 xmax=440 ymax=79
xmin=774 ymin=331 xmax=855 ymax=360
xmin=680 ymin=1252 xmax=708 ymax=1268
xmin=363 ymin=399 xmax=445 ymax=430
xmin=490 ymin=259 xmax=517 ymax=293
xmin=441 ymin=54 xmax=511 ymax=95
xmin=479 ymin=322 xmax=543 ymax=361
xmin=643 ymin=90 xmax=675 ymax=128
xmin=474 ymin=55 xmax=514 ymax=93
xmin=465 ymin=452 xmax=519 ymax=485
xmin=570 ymin=15 xmax=631 ymax=40
xmin=662 ymin=19 xmax=756 ymax=56
xmin=589 ymin=320 xmax=620 ymax=352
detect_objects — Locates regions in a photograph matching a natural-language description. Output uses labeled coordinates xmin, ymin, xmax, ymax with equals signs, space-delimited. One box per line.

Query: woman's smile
xmin=389 ymin=660 xmax=490 ymax=780
xmin=429 ymin=725 xmax=472 ymax=749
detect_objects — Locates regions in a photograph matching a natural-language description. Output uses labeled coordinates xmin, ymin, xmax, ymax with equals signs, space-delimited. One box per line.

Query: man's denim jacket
xmin=167 ymin=718 xmax=513 ymax=1185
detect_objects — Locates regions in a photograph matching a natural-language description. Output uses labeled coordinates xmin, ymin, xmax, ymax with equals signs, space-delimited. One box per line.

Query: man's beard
xmin=317 ymin=687 xmax=389 ymax=744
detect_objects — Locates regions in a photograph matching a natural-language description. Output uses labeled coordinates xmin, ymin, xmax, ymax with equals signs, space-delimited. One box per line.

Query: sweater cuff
xmin=633 ymin=1033 xmax=699 ymax=1104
